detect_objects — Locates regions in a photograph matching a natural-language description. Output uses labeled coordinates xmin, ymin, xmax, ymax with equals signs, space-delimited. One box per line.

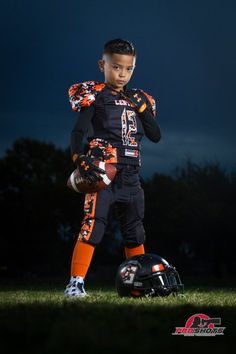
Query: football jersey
xmin=68 ymin=81 xmax=157 ymax=166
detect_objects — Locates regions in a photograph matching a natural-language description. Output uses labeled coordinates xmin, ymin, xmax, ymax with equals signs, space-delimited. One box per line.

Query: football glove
xmin=124 ymin=89 xmax=147 ymax=113
xmin=76 ymin=155 xmax=105 ymax=183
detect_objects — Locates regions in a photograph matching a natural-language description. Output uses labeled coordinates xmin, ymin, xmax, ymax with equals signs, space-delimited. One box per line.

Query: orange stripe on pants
xmin=79 ymin=192 xmax=97 ymax=242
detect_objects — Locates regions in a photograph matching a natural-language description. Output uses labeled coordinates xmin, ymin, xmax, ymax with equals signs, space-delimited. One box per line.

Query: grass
xmin=0 ymin=278 xmax=235 ymax=354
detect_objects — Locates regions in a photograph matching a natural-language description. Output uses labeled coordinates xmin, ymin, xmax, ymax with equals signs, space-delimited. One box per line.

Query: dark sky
xmin=1 ymin=0 xmax=236 ymax=177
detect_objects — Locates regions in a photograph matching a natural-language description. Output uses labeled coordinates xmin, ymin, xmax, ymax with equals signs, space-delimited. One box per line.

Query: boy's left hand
xmin=124 ymin=90 xmax=147 ymax=113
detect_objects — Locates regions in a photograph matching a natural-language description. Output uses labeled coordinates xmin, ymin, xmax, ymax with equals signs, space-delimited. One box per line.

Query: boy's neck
xmin=105 ymin=83 xmax=125 ymax=93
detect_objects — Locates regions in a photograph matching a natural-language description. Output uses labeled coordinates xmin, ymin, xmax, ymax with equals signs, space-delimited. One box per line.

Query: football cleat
xmin=64 ymin=276 xmax=88 ymax=298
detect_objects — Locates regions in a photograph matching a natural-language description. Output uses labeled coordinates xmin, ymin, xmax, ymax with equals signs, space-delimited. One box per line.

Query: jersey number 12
xmin=121 ymin=108 xmax=138 ymax=147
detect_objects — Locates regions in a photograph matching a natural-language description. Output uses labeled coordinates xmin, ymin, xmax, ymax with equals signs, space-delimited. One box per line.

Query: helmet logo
xmin=152 ymin=264 xmax=165 ymax=272
xmin=120 ymin=265 xmax=138 ymax=284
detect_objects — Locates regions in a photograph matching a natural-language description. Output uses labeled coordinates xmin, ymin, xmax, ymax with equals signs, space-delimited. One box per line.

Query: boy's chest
xmin=93 ymin=90 xmax=144 ymax=135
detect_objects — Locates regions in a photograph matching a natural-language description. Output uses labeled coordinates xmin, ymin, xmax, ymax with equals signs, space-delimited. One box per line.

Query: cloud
xmin=140 ymin=130 xmax=236 ymax=177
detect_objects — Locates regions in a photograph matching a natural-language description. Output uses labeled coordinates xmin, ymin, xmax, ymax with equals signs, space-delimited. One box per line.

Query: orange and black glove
xmin=124 ymin=89 xmax=148 ymax=113
xmin=75 ymin=154 xmax=105 ymax=183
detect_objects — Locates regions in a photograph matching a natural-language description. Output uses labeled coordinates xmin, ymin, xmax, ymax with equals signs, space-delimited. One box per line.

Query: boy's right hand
xmin=124 ymin=89 xmax=147 ymax=113
xmin=76 ymin=155 xmax=105 ymax=183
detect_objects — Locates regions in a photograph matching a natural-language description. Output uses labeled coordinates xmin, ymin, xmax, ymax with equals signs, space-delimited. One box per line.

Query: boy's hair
xmin=103 ymin=38 xmax=136 ymax=56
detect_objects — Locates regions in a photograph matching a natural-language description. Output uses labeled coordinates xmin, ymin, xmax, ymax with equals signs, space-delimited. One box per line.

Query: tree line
xmin=0 ymin=138 xmax=235 ymax=277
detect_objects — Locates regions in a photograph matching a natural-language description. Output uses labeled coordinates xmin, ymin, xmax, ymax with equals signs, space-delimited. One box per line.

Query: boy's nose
xmin=119 ymin=70 xmax=126 ymax=77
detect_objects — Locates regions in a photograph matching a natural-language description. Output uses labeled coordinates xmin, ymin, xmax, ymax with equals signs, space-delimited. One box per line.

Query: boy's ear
xmin=98 ymin=59 xmax=105 ymax=72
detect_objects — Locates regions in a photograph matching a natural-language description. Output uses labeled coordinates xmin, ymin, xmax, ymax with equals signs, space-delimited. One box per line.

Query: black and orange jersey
xmin=68 ymin=81 xmax=161 ymax=166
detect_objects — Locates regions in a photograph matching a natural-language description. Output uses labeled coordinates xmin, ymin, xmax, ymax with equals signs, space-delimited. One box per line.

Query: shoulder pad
xmin=138 ymin=89 xmax=156 ymax=117
xmin=68 ymin=81 xmax=106 ymax=112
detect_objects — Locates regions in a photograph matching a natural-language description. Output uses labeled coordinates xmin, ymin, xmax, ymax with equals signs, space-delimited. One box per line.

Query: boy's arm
xmin=124 ymin=89 xmax=161 ymax=143
xmin=70 ymin=105 xmax=95 ymax=161
xmin=138 ymin=109 xmax=161 ymax=143
xmin=68 ymin=81 xmax=106 ymax=182
xmin=70 ymin=105 xmax=105 ymax=182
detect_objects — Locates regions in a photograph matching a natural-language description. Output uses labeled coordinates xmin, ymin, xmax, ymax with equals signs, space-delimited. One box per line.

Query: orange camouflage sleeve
xmin=68 ymin=81 xmax=106 ymax=112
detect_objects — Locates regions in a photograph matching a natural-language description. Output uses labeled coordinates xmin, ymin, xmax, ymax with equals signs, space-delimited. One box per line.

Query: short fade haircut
xmin=103 ymin=38 xmax=136 ymax=56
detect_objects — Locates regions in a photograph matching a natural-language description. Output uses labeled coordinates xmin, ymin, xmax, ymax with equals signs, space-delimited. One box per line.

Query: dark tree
xmin=1 ymin=140 xmax=236 ymax=278
xmin=0 ymin=138 xmax=83 ymax=276
xmin=144 ymin=160 xmax=236 ymax=276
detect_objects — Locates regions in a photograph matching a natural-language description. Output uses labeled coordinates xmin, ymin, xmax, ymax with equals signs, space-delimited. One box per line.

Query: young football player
xmin=65 ymin=38 xmax=161 ymax=297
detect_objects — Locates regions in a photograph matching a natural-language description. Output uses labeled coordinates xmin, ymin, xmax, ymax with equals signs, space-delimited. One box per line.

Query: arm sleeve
xmin=139 ymin=109 xmax=161 ymax=142
xmin=70 ymin=105 xmax=95 ymax=160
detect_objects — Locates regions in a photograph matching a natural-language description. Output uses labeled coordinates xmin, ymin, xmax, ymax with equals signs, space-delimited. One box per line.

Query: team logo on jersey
xmin=115 ymin=100 xmax=133 ymax=107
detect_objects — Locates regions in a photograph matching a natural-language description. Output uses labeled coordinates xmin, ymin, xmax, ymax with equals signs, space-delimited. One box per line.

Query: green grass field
xmin=0 ymin=278 xmax=235 ymax=354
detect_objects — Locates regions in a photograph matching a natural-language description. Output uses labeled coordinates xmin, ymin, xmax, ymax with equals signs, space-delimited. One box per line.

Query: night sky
xmin=1 ymin=0 xmax=236 ymax=177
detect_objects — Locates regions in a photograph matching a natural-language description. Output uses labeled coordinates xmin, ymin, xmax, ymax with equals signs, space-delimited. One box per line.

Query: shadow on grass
xmin=0 ymin=287 xmax=235 ymax=354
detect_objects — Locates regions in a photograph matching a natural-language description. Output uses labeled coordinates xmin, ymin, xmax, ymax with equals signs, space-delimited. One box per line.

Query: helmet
xmin=116 ymin=253 xmax=184 ymax=297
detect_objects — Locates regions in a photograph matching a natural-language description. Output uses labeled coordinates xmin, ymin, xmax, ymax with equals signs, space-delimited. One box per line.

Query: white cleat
xmin=64 ymin=276 xmax=88 ymax=298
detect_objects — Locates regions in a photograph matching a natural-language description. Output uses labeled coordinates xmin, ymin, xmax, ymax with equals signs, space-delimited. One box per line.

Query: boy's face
xmin=98 ymin=53 xmax=136 ymax=91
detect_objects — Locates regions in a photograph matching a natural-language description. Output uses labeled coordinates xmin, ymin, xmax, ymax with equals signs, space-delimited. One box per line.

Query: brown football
xmin=67 ymin=161 xmax=117 ymax=194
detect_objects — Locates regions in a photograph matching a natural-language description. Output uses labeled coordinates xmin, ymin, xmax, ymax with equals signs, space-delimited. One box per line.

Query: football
xmin=67 ymin=161 xmax=117 ymax=194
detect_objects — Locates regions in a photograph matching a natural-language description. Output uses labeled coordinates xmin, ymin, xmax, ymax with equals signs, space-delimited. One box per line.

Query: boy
xmin=65 ymin=38 xmax=161 ymax=297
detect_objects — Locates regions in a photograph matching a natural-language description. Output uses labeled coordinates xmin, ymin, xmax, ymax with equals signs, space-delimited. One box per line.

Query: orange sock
xmin=125 ymin=244 xmax=145 ymax=259
xmin=71 ymin=240 xmax=95 ymax=278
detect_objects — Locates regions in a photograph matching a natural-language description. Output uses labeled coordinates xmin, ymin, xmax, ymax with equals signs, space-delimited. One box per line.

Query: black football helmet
xmin=116 ymin=253 xmax=184 ymax=297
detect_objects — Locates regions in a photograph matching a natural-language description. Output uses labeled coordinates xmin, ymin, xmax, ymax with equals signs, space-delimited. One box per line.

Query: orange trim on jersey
xmin=104 ymin=145 xmax=118 ymax=163
xmin=125 ymin=244 xmax=145 ymax=259
xmin=138 ymin=102 xmax=147 ymax=113
xmin=68 ymin=81 xmax=106 ymax=112
xmin=68 ymin=84 xmax=79 ymax=97
xmin=141 ymin=90 xmax=156 ymax=117
xmin=94 ymin=83 xmax=106 ymax=91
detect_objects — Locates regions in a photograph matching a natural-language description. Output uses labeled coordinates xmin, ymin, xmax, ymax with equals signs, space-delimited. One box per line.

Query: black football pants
xmin=78 ymin=164 xmax=146 ymax=248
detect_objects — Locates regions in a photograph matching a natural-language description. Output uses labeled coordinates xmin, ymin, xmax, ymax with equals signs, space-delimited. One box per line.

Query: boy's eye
xmin=111 ymin=65 xmax=134 ymax=72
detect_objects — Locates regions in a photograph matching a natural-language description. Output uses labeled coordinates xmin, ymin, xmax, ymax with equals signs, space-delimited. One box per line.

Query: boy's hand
xmin=124 ymin=90 xmax=147 ymax=113
xmin=76 ymin=155 xmax=105 ymax=183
